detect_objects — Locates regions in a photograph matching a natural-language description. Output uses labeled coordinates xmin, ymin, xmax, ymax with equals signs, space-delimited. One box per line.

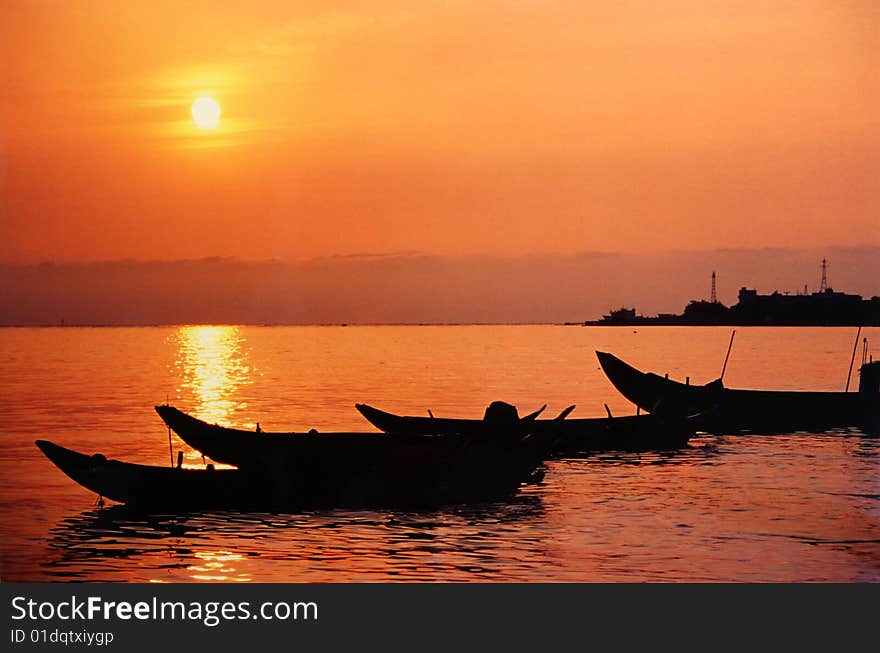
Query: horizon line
xmin=2 ymin=243 xmax=879 ymax=267
xmin=0 ymin=323 xmax=871 ymax=329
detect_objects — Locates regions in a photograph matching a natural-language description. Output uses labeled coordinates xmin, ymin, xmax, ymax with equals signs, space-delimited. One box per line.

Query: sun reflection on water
xmin=173 ymin=326 xmax=253 ymax=425
xmin=187 ymin=550 xmax=251 ymax=582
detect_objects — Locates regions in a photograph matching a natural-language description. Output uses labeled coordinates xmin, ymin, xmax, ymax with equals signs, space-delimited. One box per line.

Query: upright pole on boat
xmin=720 ymin=330 xmax=736 ymax=382
xmin=168 ymin=425 xmax=174 ymax=467
xmin=845 ymin=326 xmax=862 ymax=392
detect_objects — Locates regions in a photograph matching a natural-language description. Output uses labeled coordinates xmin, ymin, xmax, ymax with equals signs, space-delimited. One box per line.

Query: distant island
xmin=585 ymin=262 xmax=880 ymax=327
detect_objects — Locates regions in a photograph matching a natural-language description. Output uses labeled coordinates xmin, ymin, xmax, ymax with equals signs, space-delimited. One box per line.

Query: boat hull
xmin=36 ymin=440 xmax=260 ymax=508
xmin=38 ymin=430 xmax=549 ymax=509
xmin=595 ymin=351 xmax=880 ymax=434
xmin=155 ymin=405 xmax=390 ymax=468
xmin=354 ymin=404 xmax=694 ymax=453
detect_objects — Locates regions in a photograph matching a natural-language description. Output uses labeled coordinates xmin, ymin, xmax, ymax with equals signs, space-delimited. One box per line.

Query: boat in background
xmin=596 ymin=350 xmax=880 ymax=434
xmin=354 ymin=403 xmax=695 ymax=453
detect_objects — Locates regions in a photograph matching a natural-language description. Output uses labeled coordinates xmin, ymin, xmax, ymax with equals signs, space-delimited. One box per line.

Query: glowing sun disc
xmin=192 ymin=97 xmax=221 ymax=129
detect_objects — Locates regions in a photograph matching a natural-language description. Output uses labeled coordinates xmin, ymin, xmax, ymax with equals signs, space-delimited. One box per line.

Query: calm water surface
xmin=1 ymin=325 xmax=878 ymax=582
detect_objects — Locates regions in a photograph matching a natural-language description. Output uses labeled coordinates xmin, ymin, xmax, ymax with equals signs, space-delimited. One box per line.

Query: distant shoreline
xmin=0 ymin=322 xmax=561 ymax=328
xmin=0 ymin=323 xmax=873 ymax=329
xmin=586 ymin=278 xmax=880 ymax=327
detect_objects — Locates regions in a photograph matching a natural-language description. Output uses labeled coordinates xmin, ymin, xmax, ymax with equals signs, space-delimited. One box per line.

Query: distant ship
xmin=586 ymin=261 xmax=880 ymax=327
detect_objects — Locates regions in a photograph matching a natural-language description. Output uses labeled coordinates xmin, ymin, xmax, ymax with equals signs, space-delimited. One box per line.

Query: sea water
xmin=1 ymin=325 xmax=877 ymax=581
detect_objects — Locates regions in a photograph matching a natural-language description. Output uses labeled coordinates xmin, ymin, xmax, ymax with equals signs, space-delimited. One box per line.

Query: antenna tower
xmin=820 ymin=258 xmax=828 ymax=292
xmin=710 ymin=271 xmax=717 ymax=304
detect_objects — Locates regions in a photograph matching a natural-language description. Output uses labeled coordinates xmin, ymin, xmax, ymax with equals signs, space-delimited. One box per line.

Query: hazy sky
xmin=2 ymin=1 xmax=877 ymax=264
xmin=2 ymin=247 xmax=877 ymax=325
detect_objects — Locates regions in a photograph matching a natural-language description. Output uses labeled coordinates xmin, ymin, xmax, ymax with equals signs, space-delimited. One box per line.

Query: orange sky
xmin=1 ymin=1 xmax=878 ymax=263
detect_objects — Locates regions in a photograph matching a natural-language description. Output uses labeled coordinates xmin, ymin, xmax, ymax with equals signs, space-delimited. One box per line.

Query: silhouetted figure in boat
xmin=255 ymin=423 xmax=261 ymax=434
xmin=483 ymin=401 xmax=520 ymax=425
xmin=481 ymin=401 xmax=524 ymax=442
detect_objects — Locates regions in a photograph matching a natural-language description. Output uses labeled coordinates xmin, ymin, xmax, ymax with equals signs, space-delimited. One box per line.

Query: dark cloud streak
xmin=2 ymin=247 xmax=877 ymax=326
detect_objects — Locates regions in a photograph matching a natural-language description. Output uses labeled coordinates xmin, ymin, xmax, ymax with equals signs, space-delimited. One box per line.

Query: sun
xmin=191 ymin=96 xmax=221 ymax=129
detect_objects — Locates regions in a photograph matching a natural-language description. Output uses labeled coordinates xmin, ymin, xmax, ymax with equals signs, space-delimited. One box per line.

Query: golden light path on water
xmin=170 ymin=325 xmax=256 ymax=473
xmin=173 ymin=326 xmax=253 ymax=425
xmin=186 ymin=550 xmax=251 ymax=583
xmin=168 ymin=328 xmax=258 ymax=579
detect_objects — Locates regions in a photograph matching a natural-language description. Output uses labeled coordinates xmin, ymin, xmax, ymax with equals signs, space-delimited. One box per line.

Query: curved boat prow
xmin=35 ymin=439 xmax=88 ymax=470
xmin=35 ymin=438 xmax=57 ymax=459
xmin=355 ymin=403 xmax=415 ymax=433
xmin=596 ymin=351 xmax=643 ymax=384
xmin=154 ymin=404 xmax=206 ymax=433
xmin=34 ymin=439 xmax=121 ymax=502
xmin=595 ymin=351 xmax=652 ymax=407
xmin=595 ymin=350 xmax=704 ymax=416
xmin=354 ymin=403 xmax=392 ymax=428
xmin=155 ymin=404 xmax=266 ymax=466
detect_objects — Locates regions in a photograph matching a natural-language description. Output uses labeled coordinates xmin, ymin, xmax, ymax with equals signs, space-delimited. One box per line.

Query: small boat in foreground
xmin=42 ymin=407 xmax=555 ymax=508
xmin=37 ymin=437 xmax=549 ymax=509
xmin=36 ymin=440 xmax=260 ymax=509
xmin=596 ymin=350 xmax=880 ymax=434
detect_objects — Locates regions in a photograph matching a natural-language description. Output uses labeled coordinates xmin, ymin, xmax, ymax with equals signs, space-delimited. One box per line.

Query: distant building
xmin=681 ymin=299 xmax=730 ymax=325
xmin=585 ymin=267 xmax=880 ymax=326
xmin=601 ymin=307 xmax=639 ymax=324
xmin=731 ymin=286 xmax=873 ymax=326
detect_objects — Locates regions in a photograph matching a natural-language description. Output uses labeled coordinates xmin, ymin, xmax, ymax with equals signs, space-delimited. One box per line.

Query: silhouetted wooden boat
xmin=595 ymin=350 xmax=880 ymax=434
xmin=155 ymin=403 xmax=574 ymax=466
xmin=37 ymin=430 xmax=551 ymax=509
xmin=36 ymin=440 xmax=260 ymax=508
xmin=155 ymin=405 xmax=390 ymax=468
xmin=353 ymin=403 xmax=695 ymax=452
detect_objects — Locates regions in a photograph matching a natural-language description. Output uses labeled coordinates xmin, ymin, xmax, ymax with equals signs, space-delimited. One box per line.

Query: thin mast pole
xmin=845 ymin=326 xmax=862 ymax=392
xmin=720 ymin=330 xmax=736 ymax=382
